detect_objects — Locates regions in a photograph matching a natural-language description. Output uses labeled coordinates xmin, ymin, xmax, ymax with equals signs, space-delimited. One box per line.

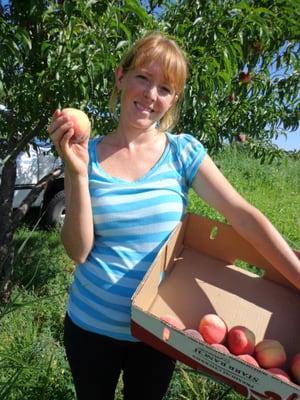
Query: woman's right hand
xmin=47 ymin=109 xmax=89 ymax=177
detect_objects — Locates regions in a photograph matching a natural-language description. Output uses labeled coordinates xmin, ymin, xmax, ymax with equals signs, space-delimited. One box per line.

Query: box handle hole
xmin=210 ymin=226 xmax=218 ymax=240
xmin=162 ymin=327 xmax=170 ymax=342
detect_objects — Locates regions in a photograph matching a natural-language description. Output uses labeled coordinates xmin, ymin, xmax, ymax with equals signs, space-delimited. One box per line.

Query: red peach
xmin=253 ymin=40 xmax=263 ymax=53
xmin=254 ymin=339 xmax=287 ymax=368
xmin=239 ymin=72 xmax=251 ymax=84
xmin=198 ymin=314 xmax=228 ymax=345
xmin=291 ymin=352 xmax=300 ymax=384
xmin=267 ymin=368 xmax=291 ymax=383
xmin=160 ymin=314 xmax=185 ymax=330
xmin=237 ymin=354 xmax=259 ymax=367
xmin=227 ymin=325 xmax=256 ymax=355
xmin=237 ymin=134 xmax=247 ymax=143
xmin=61 ymin=108 xmax=91 ymax=143
xmin=184 ymin=329 xmax=204 ymax=341
xmin=229 ymin=93 xmax=236 ymax=102
xmin=211 ymin=343 xmax=230 ymax=354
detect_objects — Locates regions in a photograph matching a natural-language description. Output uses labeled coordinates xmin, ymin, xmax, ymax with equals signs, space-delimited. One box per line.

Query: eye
xmin=161 ymin=86 xmax=171 ymax=94
xmin=136 ymin=74 xmax=148 ymax=81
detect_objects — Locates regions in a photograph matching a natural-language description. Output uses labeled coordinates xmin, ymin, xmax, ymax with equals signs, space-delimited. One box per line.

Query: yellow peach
xmin=211 ymin=343 xmax=230 ymax=354
xmin=238 ymin=354 xmax=259 ymax=367
xmin=198 ymin=314 xmax=227 ymax=345
xmin=184 ymin=329 xmax=204 ymax=341
xmin=62 ymin=108 xmax=91 ymax=143
xmin=267 ymin=367 xmax=291 ymax=383
xmin=160 ymin=314 xmax=185 ymax=330
xmin=254 ymin=339 xmax=286 ymax=368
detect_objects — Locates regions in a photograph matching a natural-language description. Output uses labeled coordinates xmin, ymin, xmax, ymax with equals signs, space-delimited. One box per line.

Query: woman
xmin=48 ymin=31 xmax=300 ymax=400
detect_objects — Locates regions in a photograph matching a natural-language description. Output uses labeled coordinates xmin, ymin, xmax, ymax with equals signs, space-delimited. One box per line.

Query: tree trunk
xmin=0 ymin=158 xmax=16 ymax=303
xmin=0 ymin=159 xmax=64 ymax=302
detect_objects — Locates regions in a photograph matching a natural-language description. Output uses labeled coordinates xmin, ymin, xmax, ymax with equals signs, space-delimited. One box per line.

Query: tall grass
xmin=188 ymin=145 xmax=300 ymax=248
xmin=0 ymin=145 xmax=299 ymax=399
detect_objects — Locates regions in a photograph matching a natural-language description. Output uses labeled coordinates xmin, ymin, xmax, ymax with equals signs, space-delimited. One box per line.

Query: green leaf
xmin=124 ymin=0 xmax=149 ymax=22
xmin=116 ymin=40 xmax=128 ymax=50
xmin=0 ymin=80 xmax=4 ymax=97
xmin=119 ymin=23 xmax=132 ymax=41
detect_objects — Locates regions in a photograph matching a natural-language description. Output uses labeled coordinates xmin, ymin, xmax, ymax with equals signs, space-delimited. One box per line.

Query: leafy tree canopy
xmin=0 ymin=0 xmax=155 ymax=159
xmin=0 ymin=0 xmax=299 ymax=162
xmin=159 ymin=0 xmax=300 ymax=161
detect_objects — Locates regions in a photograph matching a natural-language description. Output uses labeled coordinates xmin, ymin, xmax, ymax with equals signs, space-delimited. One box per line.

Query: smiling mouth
xmin=134 ymin=101 xmax=154 ymax=113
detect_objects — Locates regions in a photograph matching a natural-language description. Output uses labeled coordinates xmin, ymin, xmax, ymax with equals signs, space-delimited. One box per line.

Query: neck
xmin=112 ymin=121 xmax=160 ymax=148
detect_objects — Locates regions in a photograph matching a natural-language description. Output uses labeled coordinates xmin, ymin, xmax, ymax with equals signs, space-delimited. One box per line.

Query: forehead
xmin=138 ymin=62 xmax=168 ymax=79
xmin=135 ymin=60 xmax=176 ymax=87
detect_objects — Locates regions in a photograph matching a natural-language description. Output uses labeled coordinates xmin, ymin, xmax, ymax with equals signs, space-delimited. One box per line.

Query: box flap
xmin=184 ymin=213 xmax=299 ymax=289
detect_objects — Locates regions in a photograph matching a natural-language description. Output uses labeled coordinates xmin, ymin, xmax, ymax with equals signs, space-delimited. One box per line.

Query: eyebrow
xmin=137 ymin=67 xmax=172 ymax=87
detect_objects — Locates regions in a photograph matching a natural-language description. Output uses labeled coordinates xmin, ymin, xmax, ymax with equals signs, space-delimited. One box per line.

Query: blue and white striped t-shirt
xmin=67 ymin=132 xmax=207 ymax=341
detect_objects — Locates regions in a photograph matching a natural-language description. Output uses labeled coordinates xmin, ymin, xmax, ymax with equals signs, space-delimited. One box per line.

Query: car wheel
xmin=43 ymin=190 xmax=65 ymax=228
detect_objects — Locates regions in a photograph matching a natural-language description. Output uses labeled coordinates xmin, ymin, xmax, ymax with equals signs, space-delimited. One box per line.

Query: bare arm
xmin=192 ymin=154 xmax=300 ymax=290
xmin=48 ymin=109 xmax=94 ymax=264
xmin=61 ymin=168 xmax=94 ymax=264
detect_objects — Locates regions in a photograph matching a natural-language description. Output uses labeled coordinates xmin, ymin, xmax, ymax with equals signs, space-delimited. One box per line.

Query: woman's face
xmin=116 ymin=60 xmax=178 ymax=132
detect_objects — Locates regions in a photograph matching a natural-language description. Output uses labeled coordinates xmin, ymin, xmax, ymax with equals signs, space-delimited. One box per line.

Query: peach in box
xmin=130 ymin=213 xmax=300 ymax=398
xmin=198 ymin=314 xmax=227 ymax=344
xmin=254 ymin=339 xmax=286 ymax=368
xmin=267 ymin=368 xmax=291 ymax=383
xmin=62 ymin=108 xmax=91 ymax=143
xmin=211 ymin=343 xmax=230 ymax=354
xmin=160 ymin=314 xmax=184 ymax=330
xmin=291 ymin=353 xmax=300 ymax=384
xmin=238 ymin=354 xmax=259 ymax=367
xmin=227 ymin=325 xmax=255 ymax=355
xmin=184 ymin=329 xmax=204 ymax=341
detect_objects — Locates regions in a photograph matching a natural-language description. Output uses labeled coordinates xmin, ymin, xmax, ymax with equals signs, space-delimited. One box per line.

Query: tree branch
xmin=11 ymin=166 xmax=64 ymax=231
xmin=3 ymin=114 xmax=49 ymax=165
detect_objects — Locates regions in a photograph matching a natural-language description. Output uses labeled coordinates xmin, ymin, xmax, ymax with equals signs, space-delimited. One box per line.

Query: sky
xmin=272 ymin=131 xmax=300 ymax=151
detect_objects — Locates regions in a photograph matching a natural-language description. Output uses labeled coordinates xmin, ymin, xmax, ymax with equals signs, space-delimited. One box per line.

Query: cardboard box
xmin=131 ymin=213 xmax=300 ymax=399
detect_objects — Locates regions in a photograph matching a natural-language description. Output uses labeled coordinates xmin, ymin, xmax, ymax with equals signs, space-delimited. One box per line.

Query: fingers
xmin=53 ymin=109 xmax=61 ymax=119
xmin=47 ymin=109 xmax=61 ymax=134
xmin=46 ymin=110 xmax=70 ymax=159
xmin=47 ymin=113 xmax=72 ymax=136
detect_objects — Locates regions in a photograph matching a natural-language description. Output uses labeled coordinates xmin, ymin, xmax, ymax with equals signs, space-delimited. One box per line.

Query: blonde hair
xmin=109 ymin=31 xmax=188 ymax=131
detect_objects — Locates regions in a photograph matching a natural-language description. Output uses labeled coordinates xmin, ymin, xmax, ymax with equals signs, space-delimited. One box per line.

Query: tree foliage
xmin=160 ymin=0 xmax=300 ymax=160
xmin=0 ymin=0 xmax=155 ymax=153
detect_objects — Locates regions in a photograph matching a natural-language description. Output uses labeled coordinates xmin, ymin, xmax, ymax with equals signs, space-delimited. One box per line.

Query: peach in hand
xmin=198 ymin=313 xmax=227 ymax=345
xmin=254 ymin=339 xmax=286 ymax=368
xmin=291 ymin=352 xmax=300 ymax=384
xmin=61 ymin=107 xmax=91 ymax=143
xmin=227 ymin=325 xmax=256 ymax=355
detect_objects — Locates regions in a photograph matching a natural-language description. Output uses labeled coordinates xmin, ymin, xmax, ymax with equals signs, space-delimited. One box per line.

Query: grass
xmin=0 ymin=144 xmax=299 ymax=399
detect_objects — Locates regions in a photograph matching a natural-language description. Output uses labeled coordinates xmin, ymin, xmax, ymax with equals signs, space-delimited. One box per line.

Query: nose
xmin=144 ymin=84 xmax=158 ymax=100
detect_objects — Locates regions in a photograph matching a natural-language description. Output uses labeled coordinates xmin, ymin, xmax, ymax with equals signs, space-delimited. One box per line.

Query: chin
xmin=131 ymin=119 xmax=157 ymax=131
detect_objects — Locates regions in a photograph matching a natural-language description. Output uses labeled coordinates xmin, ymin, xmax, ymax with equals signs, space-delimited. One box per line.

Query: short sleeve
xmin=87 ymin=136 xmax=102 ymax=176
xmin=177 ymin=133 xmax=207 ymax=187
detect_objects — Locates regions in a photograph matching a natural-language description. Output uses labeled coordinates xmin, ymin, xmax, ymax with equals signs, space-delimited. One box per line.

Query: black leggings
xmin=63 ymin=313 xmax=176 ymax=400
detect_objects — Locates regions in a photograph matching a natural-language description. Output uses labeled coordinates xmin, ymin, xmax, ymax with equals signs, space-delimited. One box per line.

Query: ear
xmin=171 ymin=93 xmax=179 ymax=106
xmin=115 ymin=66 xmax=124 ymax=90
